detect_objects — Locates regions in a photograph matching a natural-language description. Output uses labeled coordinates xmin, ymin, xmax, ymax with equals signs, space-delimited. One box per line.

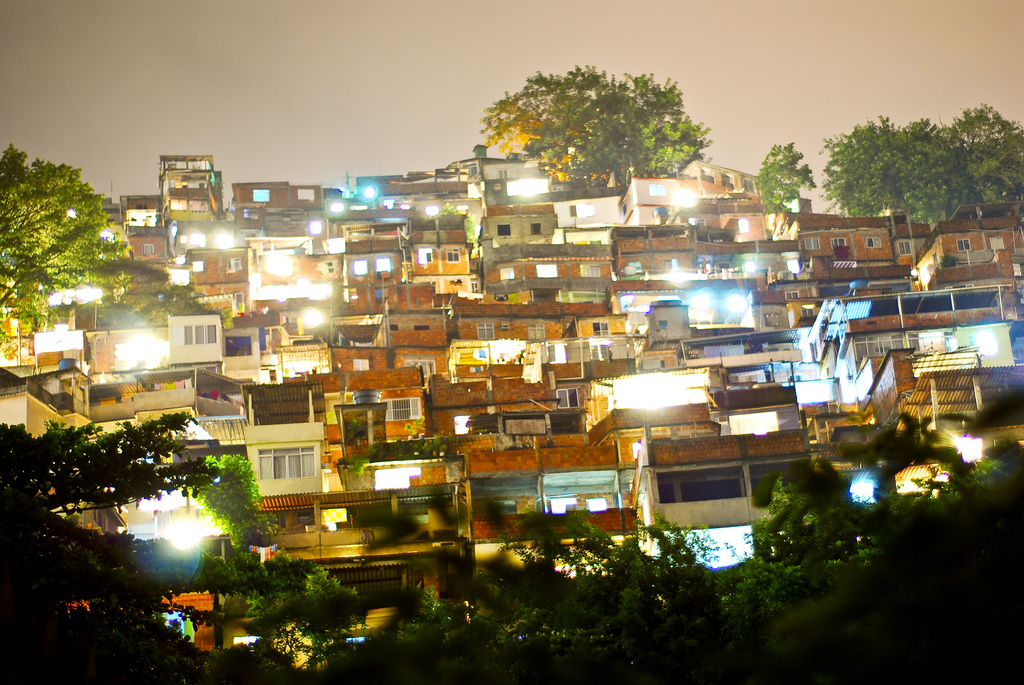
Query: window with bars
xmin=385 ymin=398 xmax=422 ymax=421
xmin=258 ymin=446 xmax=316 ymax=480
xmin=183 ymin=324 xmax=217 ymax=345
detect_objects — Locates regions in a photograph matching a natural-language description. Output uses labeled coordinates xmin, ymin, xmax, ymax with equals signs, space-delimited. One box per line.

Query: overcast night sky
xmin=3 ymin=0 xmax=1023 ymax=210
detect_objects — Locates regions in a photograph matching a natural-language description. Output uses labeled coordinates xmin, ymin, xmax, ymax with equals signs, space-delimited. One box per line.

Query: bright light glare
xmin=726 ymin=294 xmax=746 ymax=313
xmin=326 ymin=238 xmax=346 ymax=254
xmin=115 ymin=335 xmax=169 ymax=366
xmin=361 ymin=186 xmax=377 ymax=200
xmin=787 ymin=259 xmax=801 ymax=274
xmin=67 ymin=208 xmax=77 ymax=218
xmin=611 ymin=372 xmax=708 ymax=409
xmin=973 ymin=330 xmax=998 ymax=357
xmin=849 ymin=477 xmax=876 ymax=503
xmin=375 ymin=467 xmax=421 ymax=490
xmin=506 ymin=178 xmax=549 ymax=197
xmin=424 ymin=205 xmax=440 ymax=216
xmin=743 ymin=260 xmax=757 ymax=274
xmin=330 ymin=201 xmax=345 ymax=213
xmin=100 ymin=229 xmax=115 ymax=241
xmin=690 ymin=293 xmax=711 ymax=311
xmin=303 ymin=309 xmax=324 ymax=327
xmin=308 ymin=220 xmax=323 ymax=235
xmin=216 ymin=233 xmax=233 ymax=249
xmin=168 ymin=519 xmax=205 ymax=550
xmin=674 ymin=189 xmax=699 ymax=208
xmin=955 ymin=435 xmax=983 ymax=463
xmin=189 ymin=233 xmax=206 ymax=247
xmin=265 ymin=253 xmax=293 ymax=276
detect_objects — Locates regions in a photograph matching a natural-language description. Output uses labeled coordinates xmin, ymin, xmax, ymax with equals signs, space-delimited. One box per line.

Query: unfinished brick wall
xmin=471 ymin=508 xmax=636 ymax=540
xmin=468 ymin=444 xmax=617 ymax=475
xmin=650 ymin=429 xmax=807 ymax=466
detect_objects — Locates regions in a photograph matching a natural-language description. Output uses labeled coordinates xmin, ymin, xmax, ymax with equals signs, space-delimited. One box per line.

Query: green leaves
xmin=196 ymin=453 xmax=276 ymax=549
xmin=757 ymin=143 xmax=816 ymax=213
xmin=821 ymin=105 xmax=1024 ymax=221
xmin=482 ymin=67 xmax=709 ymax=188
xmin=0 ymin=144 xmax=125 ymax=339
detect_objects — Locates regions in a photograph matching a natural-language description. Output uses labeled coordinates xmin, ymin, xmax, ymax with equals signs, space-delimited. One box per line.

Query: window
xmin=500 ymin=267 xmax=515 ymax=280
xmin=446 ymin=248 xmax=460 ymax=263
xmin=648 ymin=183 xmax=667 ymax=197
xmin=1015 ymin=264 xmax=1022 ymax=277
xmin=664 ymin=258 xmax=679 ymax=271
xmin=898 ymin=240 xmax=913 ymax=255
xmin=192 ymin=261 xmax=204 ymax=272
xmin=497 ymin=224 xmax=511 ymax=236
xmin=227 ymin=257 xmax=243 ymax=273
xmin=575 ymin=203 xmax=596 ymax=218
xmin=477 ymin=323 xmax=494 ymax=339
xmin=170 ymin=199 xmax=187 ymax=211
xmin=528 ymin=324 xmax=546 ymax=340
xmin=296 ymin=188 xmax=315 ymax=201
xmin=530 ymin=222 xmax=542 ymax=235
xmin=353 ymin=359 xmax=369 ymax=371
xmin=764 ymin=313 xmax=780 ymax=327
xmin=626 ymin=260 xmax=643 ymax=275
xmin=581 ymin=264 xmax=601 ymax=277
xmin=990 ymin=237 xmax=1005 ymax=250
xmin=737 ymin=218 xmax=749 ymax=234
xmin=592 ymin=321 xmax=610 ymax=336
xmin=831 ymin=237 xmax=847 ymax=247
xmin=385 ymin=398 xmax=422 ymax=421
xmin=325 ymin=260 xmax=336 ymax=274
xmin=784 ymin=290 xmax=799 ymax=300
xmin=657 ymin=467 xmax=744 ymax=503
xmin=224 ymin=335 xmax=252 ymax=357
xmin=557 ymin=388 xmax=579 ymax=408
xmin=866 ymin=236 xmax=882 ymax=248
xmin=375 ymin=257 xmax=391 ymax=272
xmin=536 ymin=264 xmax=558 ymax=278
xmin=252 ymin=189 xmax=270 ymax=202
xmin=454 ymin=415 xmax=470 ymax=435
xmin=406 ymin=359 xmax=436 ymax=377
xmin=352 ymin=259 xmax=368 ymax=276
xmin=188 ymin=200 xmax=208 ymax=212
xmin=243 ymin=208 xmax=259 ymax=220
xmin=182 ymin=324 xmax=217 ymax=346
xmin=804 ymin=237 xmax=820 ymax=250
xmin=854 ymin=333 xmax=904 ymax=359
xmin=743 ymin=178 xmax=756 ymax=194
xmin=957 ymin=239 xmax=972 ymax=252
xmin=418 ymin=248 xmax=433 ymax=264
xmin=258 ymin=446 xmax=316 ymax=480
xmin=141 ymin=243 xmax=155 ymax=255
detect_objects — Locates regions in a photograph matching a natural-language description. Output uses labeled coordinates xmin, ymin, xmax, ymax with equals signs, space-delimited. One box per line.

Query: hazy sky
xmin=3 ymin=0 xmax=1023 ymax=211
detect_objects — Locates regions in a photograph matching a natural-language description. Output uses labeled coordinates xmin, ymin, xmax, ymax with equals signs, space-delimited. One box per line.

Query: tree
xmin=196 ymin=453 xmax=276 ymax=550
xmin=821 ymin=105 xmax=1024 ymax=221
xmin=756 ymin=143 xmax=816 ymax=213
xmin=0 ymin=144 xmax=124 ymax=340
xmin=482 ymin=67 xmax=710 ymax=188
xmin=0 ymin=415 xmax=219 ymax=683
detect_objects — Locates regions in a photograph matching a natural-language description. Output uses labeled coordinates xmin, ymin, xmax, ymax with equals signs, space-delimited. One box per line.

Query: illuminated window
xmin=581 ymin=265 xmax=601 ymax=277
xmin=192 ymin=261 xmax=204 ymax=272
xmin=418 ymin=248 xmax=433 ymax=265
xmin=252 ymin=189 xmax=270 ymax=202
xmin=477 ymin=323 xmax=494 ymax=339
xmin=353 ymin=359 xmax=369 ymax=371
xmin=557 ymin=388 xmax=579 ymax=408
xmin=497 ymin=224 xmax=511 ymax=236
xmin=737 ymin=218 xmax=749 ymax=234
xmin=385 ymin=398 xmax=421 ymax=421
xmin=352 ymin=260 xmax=368 ymax=276
xmin=536 ymin=264 xmax=558 ymax=278
xmin=243 ymin=208 xmax=259 ymax=220
xmin=227 ymin=257 xmax=243 ymax=273
xmin=188 ymin=200 xmax=207 ymax=212
xmin=957 ymin=239 xmax=972 ymax=252
xmin=170 ymin=199 xmax=187 ymax=211
xmin=898 ymin=240 xmax=913 ymax=255
xmin=575 ymin=203 xmax=596 ymax=218
xmin=374 ymin=467 xmax=421 ymax=490
xmin=296 ymin=188 xmax=315 ymax=201
xmin=649 ymin=183 xmax=667 ymax=197
xmin=990 ymin=237 xmax=1004 ymax=250
xmin=375 ymin=257 xmax=391 ymax=272
xmin=549 ymin=497 xmax=577 ymax=514
xmin=804 ymin=237 xmax=820 ymax=250
xmin=454 ymin=415 xmax=470 ymax=435
xmin=446 ymin=248 xmax=460 ymax=263
xmin=500 ymin=267 xmax=515 ymax=280
xmin=258 ymin=446 xmax=316 ymax=480
xmin=665 ymin=258 xmax=679 ymax=271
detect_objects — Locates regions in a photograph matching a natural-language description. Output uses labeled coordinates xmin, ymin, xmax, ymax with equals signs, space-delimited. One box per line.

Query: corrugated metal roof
xmin=261 ymin=484 xmax=456 ymax=511
xmin=194 ymin=416 xmax=248 ymax=445
xmin=243 ymin=380 xmax=326 ymax=426
xmin=902 ymin=366 xmax=1024 ymax=421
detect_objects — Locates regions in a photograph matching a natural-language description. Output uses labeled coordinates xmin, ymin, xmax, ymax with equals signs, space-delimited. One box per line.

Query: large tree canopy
xmin=0 ymin=144 xmax=123 ymax=338
xmin=821 ymin=105 xmax=1024 ymax=221
xmin=481 ymin=67 xmax=710 ymax=188
xmin=757 ymin=143 xmax=816 ymax=213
